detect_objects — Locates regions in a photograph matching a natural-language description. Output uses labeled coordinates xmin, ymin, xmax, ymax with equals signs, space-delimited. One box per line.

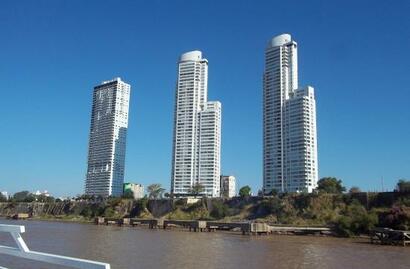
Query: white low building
xmin=0 ymin=191 xmax=8 ymax=199
xmin=34 ymin=190 xmax=51 ymax=197
xmin=124 ymin=183 xmax=144 ymax=199
xmin=220 ymin=175 xmax=236 ymax=198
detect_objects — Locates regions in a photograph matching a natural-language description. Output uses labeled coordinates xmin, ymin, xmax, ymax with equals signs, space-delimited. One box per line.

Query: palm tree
xmin=147 ymin=184 xmax=165 ymax=199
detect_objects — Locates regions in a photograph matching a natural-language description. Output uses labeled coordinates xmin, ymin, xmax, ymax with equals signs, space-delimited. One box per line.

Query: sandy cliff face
xmin=0 ymin=201 xmax=88 ymax=217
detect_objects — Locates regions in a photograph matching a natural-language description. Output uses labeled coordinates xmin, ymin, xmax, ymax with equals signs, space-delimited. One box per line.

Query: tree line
xmin=1 ymin=178 xmax=409 ymax=203
xmin=0 ymin=190 xmax=56 ymax=203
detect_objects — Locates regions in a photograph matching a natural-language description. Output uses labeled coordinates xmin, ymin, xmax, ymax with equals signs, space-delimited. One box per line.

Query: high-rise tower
xmin=171 ymin=51 xmax=221 ymax=197
xmin=85 ymin=77 xmax=131 ymax=197
xmin=263 ymin=34 xmax=318 ymax=193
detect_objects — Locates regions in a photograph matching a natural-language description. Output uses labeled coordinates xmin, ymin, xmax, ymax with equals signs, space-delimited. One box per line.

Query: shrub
xmin=186 ymin=200 xmax=204 ymax=212
xmin=80 ymin=207 xmax=93 ymax=218
xmin=335 ymin=200 xmax=378 ymax=236
xmin=254 ymin=197 xmax=283 ymax=217
xmin=103 ymin=207 xmax=116 ymax=218
xmin=174 ymin=198 xmax=186 ymax=207
xmin=210 ymin=200 xmax=229 ymax=219
xmin=396 ymin=197 xmax=410 ymax=207
xmin=107 ymin=197 xmax=122 ymax=207
xmin=130 ymin=197 xmax=148 ymax=217
xmin=336 ymin=216 xmax=353 ymax=236
xmin=379 ymin=206 xmax=410 ymax=230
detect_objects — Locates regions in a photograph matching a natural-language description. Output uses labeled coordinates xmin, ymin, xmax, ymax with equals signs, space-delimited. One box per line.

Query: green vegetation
xmin=397 ymin=179 xmax=410 ymax=192
xmin=335 ymin=200 xmax=378 ymax=236
xmin=147 ymin=184 xmax=165 ymax=199
xmin=349 ymin=186 xmax=361 ymax=193
xmin=0 ymin=193 xmax=7 ymax=202
xmin=239 ymin=185 xmax=251 ymax=198
xmin=130 ymin=197 xmax=149 ymax=217
xmin=210 ymin=199 xmax=230 ymax=219
xmin=9 ymin=191 xmax=55 ymax=203
xmin=122 ymin=190 xmax=134 ymax=199
xmin=2 ymin=179 xmax=409 ymax=237
xmin=189 ymin=183 xmax=205 ymax=196
xmin=12 ymin=191 xmax=35 ymax=202
xmin=317 ymin=177 xmax=346 ymax=194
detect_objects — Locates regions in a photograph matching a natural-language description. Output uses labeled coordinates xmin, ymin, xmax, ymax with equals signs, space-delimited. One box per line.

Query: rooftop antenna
xmin=381 ymin=176 xmax=384 ymax=192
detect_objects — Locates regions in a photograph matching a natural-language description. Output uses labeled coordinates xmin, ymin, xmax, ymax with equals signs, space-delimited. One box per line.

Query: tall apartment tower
xmin=85 ymin=77 xmax=131 ymax=197
xmin=171 ymin=51 xmax=221 ymax=197
xmin=263 ymin=34 xmax=318 ymax=194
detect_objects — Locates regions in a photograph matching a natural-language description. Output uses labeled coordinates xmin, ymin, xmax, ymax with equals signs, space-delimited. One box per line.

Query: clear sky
xmin=1 ymin=0 xmax=409 ymax=197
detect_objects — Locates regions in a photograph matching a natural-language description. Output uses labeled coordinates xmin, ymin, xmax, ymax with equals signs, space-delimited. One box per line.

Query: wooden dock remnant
xmin=370 ymin=228 xmax=410 ymax=246
xmin=268 ymin=225 xmax=332 ymax=235
xmin=206 ymin=221 xmax=250 ymax=234
xmin=163 ymin=220 xmax=207 ymax=232
xmin=10 ymin=213 xmax=30 ymax=220
xmin=250 ymin=223 xmax=271 ymax=235
xmin=94 ymin=217 xmax=333 ymax=236
xmin=95 ymin=217 xmax=105 ymax=225
xmin=130 ymin=218 xmax=160 ymax=229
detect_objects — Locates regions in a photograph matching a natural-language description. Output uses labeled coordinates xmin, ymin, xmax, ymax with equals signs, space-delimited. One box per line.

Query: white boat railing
xmin=0 ymin=224 xmax=110 ymax=269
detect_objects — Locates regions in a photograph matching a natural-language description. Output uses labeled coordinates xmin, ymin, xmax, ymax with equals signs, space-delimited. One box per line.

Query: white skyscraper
xmin=263 ymin=34 xmax=318 ymax=194
xmin=171 ymin=51 xmax=221 ymax=197
xmin=85 ymin=77 xmax=131 ymax=197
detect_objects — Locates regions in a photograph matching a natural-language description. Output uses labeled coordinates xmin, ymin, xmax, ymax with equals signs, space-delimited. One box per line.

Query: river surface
xmin=0 ymin=219 xmax=409 ymax=269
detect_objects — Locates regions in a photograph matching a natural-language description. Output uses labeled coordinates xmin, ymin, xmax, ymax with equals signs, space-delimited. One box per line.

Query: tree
xmin=147 ymin=184 xmax=165 ymax=199
xmin=0 ymin=192 xmax=7 ymax=202
xmin=210 ymin=200 xmax=229 ymax=219
xmin=122 ymin=190 xmax=134 ymax=199
xmin=130 ymin=196 xmax=148 ymax=217
xmin=76 ymin=194 xmax=94 ymax=201
xmin=397 ymin=179 xmax=410 ymax=193
xmin=239 ymin=185 xmax=251 ymax=198
xmin=13 ymin=191 xmax=35 ymax=202
xmin=189 ymin=183 xmax=205 ymax=196
xmin=349 ymin=186 xmax=361 ymax=193
xmin=317 ymin=177 xmax=346 ymax=194
xmin=35 ymin=194 xmax=55 ymax=203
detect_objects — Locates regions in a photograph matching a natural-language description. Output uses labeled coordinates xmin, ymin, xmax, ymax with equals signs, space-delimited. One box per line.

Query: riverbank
xmin=2 ymin=215 xmax=408 ymax=247
xmin=1 ymin=192 xmax=409 ymax=237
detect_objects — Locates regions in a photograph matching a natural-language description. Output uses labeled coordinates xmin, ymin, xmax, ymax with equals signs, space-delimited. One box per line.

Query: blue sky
xmin=0 ymin=0 xmax=409 ymax=197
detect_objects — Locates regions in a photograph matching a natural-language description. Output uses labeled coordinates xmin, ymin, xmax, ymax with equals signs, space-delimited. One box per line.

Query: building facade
xmin=0 ymin=191 xmax=9 ymax=200
xmin=263 ymin=34 xmax=318 ymax=194
xmin=171 ymin=51 xmax=221 ymax=197
xmin=34 ymin=190 xmax=51 ymax=197
xmin=220 ymin=175 xmax=236 ymax=198
xmin=124 ymin=183 xmax=144 ymax=199
xmin=85 ymin=78 xmax=131 ymax=197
